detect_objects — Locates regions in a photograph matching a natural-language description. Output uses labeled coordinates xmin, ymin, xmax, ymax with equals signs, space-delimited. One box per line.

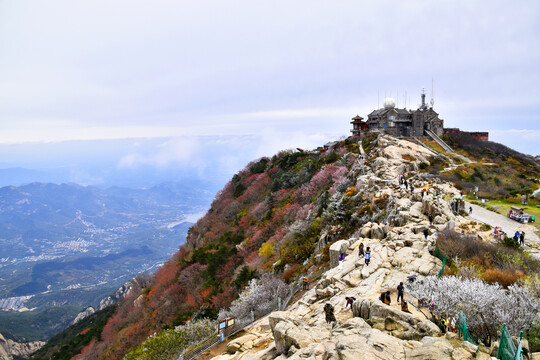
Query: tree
xmin=406 ymin=276 xmax=540 ymax=345
xmin=218 ymin=274 xmax=289 ymax=321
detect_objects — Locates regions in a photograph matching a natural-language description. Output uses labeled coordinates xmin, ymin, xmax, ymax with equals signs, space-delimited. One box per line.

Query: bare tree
xmin=407 ymin=276 xmax=540 ymax=345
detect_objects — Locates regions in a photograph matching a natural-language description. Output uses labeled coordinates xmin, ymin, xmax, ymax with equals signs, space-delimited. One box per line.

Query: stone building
xmin=363 ymin=91 xmax=444 ymax=137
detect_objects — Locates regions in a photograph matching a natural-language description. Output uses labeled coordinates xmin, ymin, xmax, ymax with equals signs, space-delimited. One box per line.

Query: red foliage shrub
xmin=282 ymin=263 xmax=301 ymax=283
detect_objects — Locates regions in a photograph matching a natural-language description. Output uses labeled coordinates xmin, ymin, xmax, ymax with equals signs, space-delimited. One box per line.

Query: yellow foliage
xmin=346 ymin=186 xmax=358 ymax=197
xmin=259 ymin=242 xmax=274 ymax=258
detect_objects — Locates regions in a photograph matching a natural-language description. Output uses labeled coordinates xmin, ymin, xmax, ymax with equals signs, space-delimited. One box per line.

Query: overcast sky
xmin=1 ymin=0 xmax=539 ymax=185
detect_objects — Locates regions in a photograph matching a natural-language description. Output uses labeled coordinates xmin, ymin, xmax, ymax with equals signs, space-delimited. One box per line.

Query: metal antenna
xmin=430 ymin=78 xmax=435 ymax=108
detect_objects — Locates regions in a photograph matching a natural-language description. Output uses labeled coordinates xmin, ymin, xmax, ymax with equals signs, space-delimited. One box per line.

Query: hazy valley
xmin=0 ymin=181 xmax=214 ymax=341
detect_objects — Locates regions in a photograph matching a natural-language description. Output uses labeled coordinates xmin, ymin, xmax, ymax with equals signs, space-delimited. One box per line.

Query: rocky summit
xmin=210 ymin=135 xmax=538 ymax=360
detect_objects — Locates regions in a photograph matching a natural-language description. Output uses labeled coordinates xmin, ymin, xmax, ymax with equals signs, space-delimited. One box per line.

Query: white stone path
xmin=465 ymin=200 xmax=540 ymax=260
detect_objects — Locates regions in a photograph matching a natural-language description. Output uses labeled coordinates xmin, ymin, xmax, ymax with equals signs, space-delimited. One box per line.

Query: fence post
xmin=250 ymin=310 xmax=254 ymax=323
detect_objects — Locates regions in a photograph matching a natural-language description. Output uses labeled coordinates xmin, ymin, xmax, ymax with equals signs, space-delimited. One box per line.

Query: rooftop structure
xmin=353 ymin=90 xmax=444 ymax=138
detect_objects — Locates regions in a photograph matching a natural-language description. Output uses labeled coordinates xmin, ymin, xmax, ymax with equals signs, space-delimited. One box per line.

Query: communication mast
xmin=430 ymin=78 xmax=435 ymax=108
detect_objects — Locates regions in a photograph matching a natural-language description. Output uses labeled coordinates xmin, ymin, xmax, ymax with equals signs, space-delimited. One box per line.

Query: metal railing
xmin=178 ymin=283 xmax=303 ymax=360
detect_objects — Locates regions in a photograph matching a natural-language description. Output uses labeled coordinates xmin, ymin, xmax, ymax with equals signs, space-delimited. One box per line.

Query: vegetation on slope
xmin=49 ymin=133 xmax=540 ymax=359
xmin=72 ymin=137 xmax=380 ymax=359
xmin=441 ymin=133 xmax=539 ymax=199
xmin=29 ymin=305 xmax=116 ymax=360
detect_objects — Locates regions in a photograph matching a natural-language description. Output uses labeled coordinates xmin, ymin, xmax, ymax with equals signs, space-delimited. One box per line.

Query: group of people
xmin=323 ymin=281 xmax=412 ymax=325
xmin=379 ymin=282 xmax=411 ymax=313
xmin=357 ymin=243 xmax=371 ymax=266
xmin=513 ymin=231 xmax=526 ymax=246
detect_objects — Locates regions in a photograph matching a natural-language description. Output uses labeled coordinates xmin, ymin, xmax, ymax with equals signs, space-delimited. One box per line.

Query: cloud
xmin=489 ymin=129 xmax=540 ymax=156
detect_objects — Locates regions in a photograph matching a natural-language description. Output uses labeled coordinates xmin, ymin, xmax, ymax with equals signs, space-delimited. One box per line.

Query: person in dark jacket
xmin=423 ymin=229 xmax=429 ymax=240
xmin=358 ymin=242 xmax=364 ymax=257
xmin=397 ymin=282 xmax=404 ymax=304
xmin=324 ymin=303 xmax=336 ymax=324
xmin=345 ymin=296 xmax=356 ymax=311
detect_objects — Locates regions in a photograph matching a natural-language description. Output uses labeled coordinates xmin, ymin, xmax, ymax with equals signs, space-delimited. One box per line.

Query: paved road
xmin=465 ymin=201 xmax=540 ymax=260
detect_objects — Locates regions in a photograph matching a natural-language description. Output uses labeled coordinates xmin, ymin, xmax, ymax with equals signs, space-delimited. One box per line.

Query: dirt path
xmin=465 ymin=201 xmax=540 ymax=260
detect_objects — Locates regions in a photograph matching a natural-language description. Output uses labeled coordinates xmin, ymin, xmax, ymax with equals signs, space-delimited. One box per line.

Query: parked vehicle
xmin=508 ymin=206 xmax=532 ymax=223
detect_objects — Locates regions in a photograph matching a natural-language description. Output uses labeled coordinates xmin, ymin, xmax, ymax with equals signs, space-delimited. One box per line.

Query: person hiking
xmin=338 ymin=253 xmax=344 ymax=262
xmin=380 ymin=290 xmax=391 ymax=305
xmin=410 ymin=183 xmax=414 ymax=193
xmin=397 ymin=282 xmax=404 ymax=304
xmin=364 ymin=247 xmax=371 ymax=266
xmin=421 ymin=188 xmax=425 ymax=198
xmin=324 ymin=303 xmax=336 ymax=324
xmin=428 ymin=214 xmax=433 ymax=225
xmin=302 ymin=276 xmax=309 ymax=290
xmin=401 ymin=300 xmax=411 ymax=313
xmin=358 ymin=242 xmax=364 ymax=257
xmin=345 ymin=296 xmax=356 ymax=311
xmin=469 ymin=206 xmax=472 ymax=214
xmin=520 ymin=231 xmax=525 ymax=246
xmin=423 ymin=228 xmax=429 ymax=240
xmin=439 ymin=318 xmax=448 ymax=334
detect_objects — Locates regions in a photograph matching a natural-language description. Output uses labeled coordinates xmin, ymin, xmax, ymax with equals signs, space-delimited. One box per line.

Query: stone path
xmin=465 ymin=200 xmax=540 ymax=260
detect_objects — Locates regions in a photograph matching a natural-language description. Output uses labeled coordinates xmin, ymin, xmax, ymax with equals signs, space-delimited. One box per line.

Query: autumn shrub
xmin=482 ymin=268 xmax=523 ymax=288
xmin=282 ymin=264 xmax=300 ymax=283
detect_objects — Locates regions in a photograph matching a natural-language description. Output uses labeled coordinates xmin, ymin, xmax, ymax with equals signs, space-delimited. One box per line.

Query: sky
xmin=1 ymin=0 xmax=539 ymax=187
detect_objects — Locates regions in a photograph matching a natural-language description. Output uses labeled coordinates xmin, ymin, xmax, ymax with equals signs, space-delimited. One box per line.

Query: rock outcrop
xmin=209 ymin=135 xmax=496 ymax=360
xmin=72 ymin=306 xmax=96 ymax=325
xmin=0 ymin=333 xmax=45 ymax=360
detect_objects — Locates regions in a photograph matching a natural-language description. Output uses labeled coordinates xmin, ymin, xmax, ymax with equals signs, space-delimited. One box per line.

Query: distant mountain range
xmin=0 ymin=181 xmax=214 ymax=341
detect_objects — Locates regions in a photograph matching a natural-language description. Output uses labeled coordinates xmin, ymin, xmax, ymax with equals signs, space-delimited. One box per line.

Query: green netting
xmin=497 ymin=323 xmax=517 ymax=360
xmin=434 ymin=244 xmax=447 ymax=278
xmin=458 ymin=309 xmax=476 ymax=345
xmin=514 ymin=331 xmax=524 ymax=360
xmin=437 ymin=256 xmax=447 ymax=278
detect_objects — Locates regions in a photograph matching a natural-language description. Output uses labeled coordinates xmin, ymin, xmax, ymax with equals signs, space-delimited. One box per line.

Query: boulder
xmin=367 ymin=301 xmax=418 ymax=326
xmin=226 ymin=334 xmax=258 ymax=353
xmin=451 ymin=347 xmax=474 ymax=360
xmin=407 ymin=337 xmax=454 ymax=360
xmin=329 ymin=240 xmax=349 ymax=268
xmin=413 ymin=319 xmax=441 ymax=339
xmin=268 ymin=312 xmax=330 ymax=355
xmin=335 ymin=329 xmax=408 ymax=360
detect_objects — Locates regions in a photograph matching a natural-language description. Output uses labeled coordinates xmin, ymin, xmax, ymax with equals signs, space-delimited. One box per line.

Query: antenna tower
xmin=430 ymin=78 xmax=435 ymax=108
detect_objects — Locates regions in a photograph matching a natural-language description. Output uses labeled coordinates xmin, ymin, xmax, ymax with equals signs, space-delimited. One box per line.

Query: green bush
xmin=231 ymin=266 xmax=258 ymax=289
xmin=501 ymin=237 xmax=520 ymax=249
xmin=125 ymin=319 xmax=217 ymax=360
xmin=419 ymin=162 xmax=429 ymax=170
xmin=529 ymin=323 xmax=540 ymax=352
xmin=249 ymin=158 xmax=268 ymax=174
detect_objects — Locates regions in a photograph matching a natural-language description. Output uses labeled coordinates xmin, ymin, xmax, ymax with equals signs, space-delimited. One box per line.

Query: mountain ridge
xmin=16 ymin=133 xmax=540 ymax=359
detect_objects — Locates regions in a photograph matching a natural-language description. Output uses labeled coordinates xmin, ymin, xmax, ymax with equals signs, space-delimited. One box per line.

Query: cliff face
xmin=0 ymin=333 xmax=45 ymax=360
